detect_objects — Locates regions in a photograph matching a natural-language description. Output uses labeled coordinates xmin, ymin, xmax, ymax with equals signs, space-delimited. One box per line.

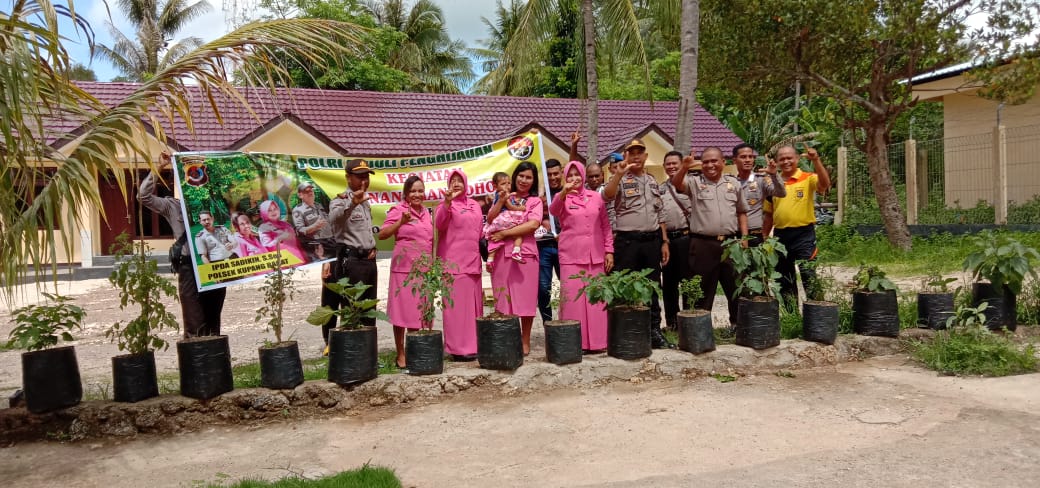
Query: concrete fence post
xmin=994 ymin=125 xmax=1008 ymax=225
xmin=836 ymin=146 xmax=847 ymax=226
xmin=905 ymin=139 xmax=918 ymax=224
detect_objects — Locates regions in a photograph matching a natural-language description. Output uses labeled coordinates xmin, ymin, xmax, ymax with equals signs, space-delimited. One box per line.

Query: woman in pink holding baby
xmin=379 ymin=175 xmax=434 ymax=369
xmin=435 ymin=169 xmax=485 ymax=361
xmin=549 ymin=161 xmax=614 ymax=352
xmin=482 ymin=171 xmax=528 ymax=268
xmin=486 ymin=162 xmax=543 ymax=355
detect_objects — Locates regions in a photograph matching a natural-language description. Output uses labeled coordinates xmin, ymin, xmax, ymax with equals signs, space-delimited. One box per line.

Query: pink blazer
xmin=383 ymin=203 xmax=433 ymax=273
xmin=435 ymin=169 xmax=483 ymax=275
xmin=549 ymin=161 xmax=614 ymax=265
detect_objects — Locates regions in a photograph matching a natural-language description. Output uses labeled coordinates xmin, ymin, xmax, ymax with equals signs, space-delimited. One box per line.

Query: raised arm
xmin=671 ymin=155 xmax=694 ymax=193
xmin=806 ymin=147 xmax=831 ymax=195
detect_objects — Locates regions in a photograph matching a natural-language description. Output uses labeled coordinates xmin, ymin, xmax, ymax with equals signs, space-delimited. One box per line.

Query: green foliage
xmin=204 ymin=465 xmax=402 ymax=488
xmin=921 ymin=267 xmax=957 ymax=293
xmin=963 ymin=231 xmax=1040 ymax=295
xmin=912 ymin=325 xmax=1037 ymax=377
xmin=307 ymin=279 xmax=387 ymax=330
xmin=678 ymin=276 xmax=704 ymax=310
xmin=107 ymin=233 xmax=179 ymax=355
xmin=1018 ymin=280 xmax=1040 ymax=326
xmin=898 ymin=294 xmax=919 ymax=330
xmin=255 ymin=260 xmax=297 ymax=344
xmin=711 ymin=373 xmax=736 ymax=383
xmin=7 ymin=293 xmax=84 ymax=352
xmin=779 ymin=307 xmax=803 ymax=340
xmin=399 ymin=253 xmax=456 ymax=329
xmin=851 ymin=264 xmax=897 ymax=293
xmin=232 ymin=356 xmax=330 ymax=389
xmin=722 ymin=236 xmax=787 ymax=300
xmin=947 ymin=302 xmax=989 ymax=329
xmin=573 ymin=268 xmax=662 ymax=309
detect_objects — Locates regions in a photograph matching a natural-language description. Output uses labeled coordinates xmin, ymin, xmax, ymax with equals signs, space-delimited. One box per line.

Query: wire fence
xmin=842 ymin=124 xmax=1040 ymax=225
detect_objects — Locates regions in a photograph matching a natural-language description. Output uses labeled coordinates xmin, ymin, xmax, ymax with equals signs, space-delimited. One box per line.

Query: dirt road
xmin=3 ymin=356 xmax=1038 ymax=487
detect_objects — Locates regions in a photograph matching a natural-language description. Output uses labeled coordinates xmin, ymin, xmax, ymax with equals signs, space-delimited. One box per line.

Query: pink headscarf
xmin=561 ymin=161 xmax=595 ymax=207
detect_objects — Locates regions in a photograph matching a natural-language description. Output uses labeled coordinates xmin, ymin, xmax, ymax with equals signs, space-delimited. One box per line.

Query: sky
xmin=62 ymin=0 xmax=499 ymax=86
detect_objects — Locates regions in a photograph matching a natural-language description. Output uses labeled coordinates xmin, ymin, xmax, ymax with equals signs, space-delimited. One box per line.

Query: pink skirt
xmin=387 ymin=271 xmax=423 ymax=329
xmin=490 ymin=251 xmax=539 ymax=317
xmin=442 ymin=273 xmax=482 ymax=355
xmin=560 ymin=263 xmax=607 ymax=350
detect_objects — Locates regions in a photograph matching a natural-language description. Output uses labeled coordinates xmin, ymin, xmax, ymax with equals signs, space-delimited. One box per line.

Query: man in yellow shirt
xmin=766 ymin=145 xmax=831 ymax=301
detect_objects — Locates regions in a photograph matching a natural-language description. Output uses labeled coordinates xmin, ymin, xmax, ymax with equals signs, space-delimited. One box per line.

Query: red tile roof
xmin=60 ymin=82 xmax=743 ymax=161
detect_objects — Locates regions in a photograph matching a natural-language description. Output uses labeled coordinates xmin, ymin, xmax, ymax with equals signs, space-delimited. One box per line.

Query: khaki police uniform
xmin=195 ymin=226 xmax=236 ymax=262
xmin=683 ymin=173 xmax=749 ymax=325
xmin=612 ymin=171 xmax=667 ymax=331
xmin=292 ymin=201 xmax=335 ymax=261
xmin=660 ymin=179 xmax=692 ymax=329
xmin=741 ymin=171 xmax=786 ymax=246
xmin=139 ymin=172 xmax=225 ymax=338
xmin=321 ymin=159 xmax=379 ymax=341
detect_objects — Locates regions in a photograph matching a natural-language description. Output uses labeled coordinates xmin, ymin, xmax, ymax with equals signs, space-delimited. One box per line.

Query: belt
xmin=537 ymin=239 xmax=558 ymax=249
xmin=338 ymin=246 xmax=373 ymax=259
xmin=616 ymin=231 xmax=661 ymax=242
xmin=666 ymin=228 xmax=690 ymax=239
xmin=748 ymin=229 xmax=763 ymax=235
xmin=690 ymin=232 xmax=739 ymax=242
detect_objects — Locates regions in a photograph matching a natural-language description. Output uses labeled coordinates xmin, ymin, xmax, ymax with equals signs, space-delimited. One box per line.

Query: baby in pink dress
xmin=483 ymin=172 xmax=527 ymax=269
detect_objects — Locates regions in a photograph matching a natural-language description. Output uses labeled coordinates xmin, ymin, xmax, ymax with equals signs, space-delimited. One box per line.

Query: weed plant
xmin=912 ymin=326 xmax=1037 ymax=376
xmin=898 ymin=294 xmax=919 ymax=330
xmin=1018 ymin=280 xmax=1040 ymax=325
xmin=204 ymin=465 xmax=402 ymax=488
xmin=779 ymin=307 xmax=803 ymax=339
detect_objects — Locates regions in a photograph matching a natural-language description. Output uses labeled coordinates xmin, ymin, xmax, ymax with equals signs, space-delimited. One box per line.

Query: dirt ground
xmin=2 ymin=355 xmax=1038 ymax=487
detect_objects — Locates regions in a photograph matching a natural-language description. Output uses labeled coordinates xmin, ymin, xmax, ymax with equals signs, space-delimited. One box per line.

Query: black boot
xmin=651 ymin=327 xmax=675 ymax=349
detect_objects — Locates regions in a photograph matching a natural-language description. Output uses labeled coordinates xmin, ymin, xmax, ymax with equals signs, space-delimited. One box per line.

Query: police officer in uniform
xmin=195 ymin=210 xmax=237 ymax=263
xmin=139 ymin=152 xmax=226 ymax=337
xmin=733 ymin=143 xmax=785 ymax=246
xmin=659 ymin=150 xmax=692 ymax=330
xmin=604 ymin=138 xmax=674 ymax=349
xmin=671 ymin=147 xmax=749 ymax=326
xmin=323 ymin=159 xmax=379 ymax=345
xmin=292 ymin=181 xmax=335 ymax=261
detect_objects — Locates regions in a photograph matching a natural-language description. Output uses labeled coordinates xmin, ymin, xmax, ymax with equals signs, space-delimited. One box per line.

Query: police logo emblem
xmin=797 ymin=189 xmax=804 ymax=198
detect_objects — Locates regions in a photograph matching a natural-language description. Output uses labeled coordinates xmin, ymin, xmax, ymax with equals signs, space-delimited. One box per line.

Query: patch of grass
xmin=205 ymin=466 xmax=401 ymax=488
xmin=775 ymin=370 xmax=796 ymax=378
xmin=818 ymin=228 xmax=1040 ymax=277
xmin=1018 ymin=280 xmax=1040 ymax=326
xmin=711 ymin=373 xmax=736 ymax=383
xmin=899 ymin=294 xmax=919 ymax=330
xmin=663 ymin=329 xmax=678 ymax=345
xmin=713 ymin=327 xmax=735 ymax=345
xmin=780 ymin=308 xmax=803 ymax=340
xmin=912 ymin=326 xmax=1038 ymax=377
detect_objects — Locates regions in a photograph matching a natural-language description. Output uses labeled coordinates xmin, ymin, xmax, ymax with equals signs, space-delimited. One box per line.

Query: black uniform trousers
xmin=661 ymin=233 xmax=691 ymax=329
xmin=688 ymin=236 xmax=740 ymax=325
xmin=176 ymin=261 xmax=226 ymax=338
xmin=613 ymin=231 xmax=664 ymax=331
xmin=773 ymin=224 xmax=818 ymax=302
xmin=321 ymin=246 xmax=379 ymax=343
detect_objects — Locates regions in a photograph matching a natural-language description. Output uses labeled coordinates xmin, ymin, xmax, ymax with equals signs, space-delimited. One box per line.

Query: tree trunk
xmin=582 ymin=0 xmax=599 ymax=160
xmin=674 ymin=0 xmax=700 ymax=156
xmin=865 ymin=121 xmax=912 ymax=250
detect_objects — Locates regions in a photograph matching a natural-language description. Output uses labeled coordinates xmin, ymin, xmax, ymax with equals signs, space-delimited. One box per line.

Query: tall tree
xmin=706 ymin=0 xmax=1039 ymax=250
xmin=97 ymin=0 xmax=213 ymax=81
xmin=0 ymin=0 xmax=367 ymax=299
xmin=362 ymin=0 xmax=475 ymax=93
xmin=672 ymin=0 xmax=698 ymax=156
xmin=504 ymin=0 xmax=650 ymax=160
xmin=470 ymin=0 xmax=533 ymax=95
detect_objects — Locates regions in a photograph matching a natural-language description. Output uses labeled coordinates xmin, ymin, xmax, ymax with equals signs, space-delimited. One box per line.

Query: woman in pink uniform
xmin=549 ymin=161 xmax=614 ymax=352
xmin=486 ymin=162 xmax=543 ymax=355
xmin=379 ymin=175 xmax=434 ymax=369
xmin=435 ymin=169 xmax=484 ymax=361
xmin=258 ymin=200 xmax=306 ymax=262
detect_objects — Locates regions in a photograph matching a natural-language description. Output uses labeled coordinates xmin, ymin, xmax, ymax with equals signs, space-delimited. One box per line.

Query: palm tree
xmin=97 ymin=0 xmax=213 ymax=81
xmin=0 ymin=0 xmax=367 ymax=301
xmin=362 ymin=0 xmax=475 ymax=93
xmin=504 ymin=0 xmax=650 ymax=160
xmin=470 ymin=0 xmax=534 ymax=95
xmin=673 ymin=0 xmax=698 ymax=156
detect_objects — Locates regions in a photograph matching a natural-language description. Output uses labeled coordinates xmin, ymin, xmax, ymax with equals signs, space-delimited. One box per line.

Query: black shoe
xmin=451 ymin=354 xmax=478 ymax=362
xmin=651 ymin=328 xmax=676 ymax=349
